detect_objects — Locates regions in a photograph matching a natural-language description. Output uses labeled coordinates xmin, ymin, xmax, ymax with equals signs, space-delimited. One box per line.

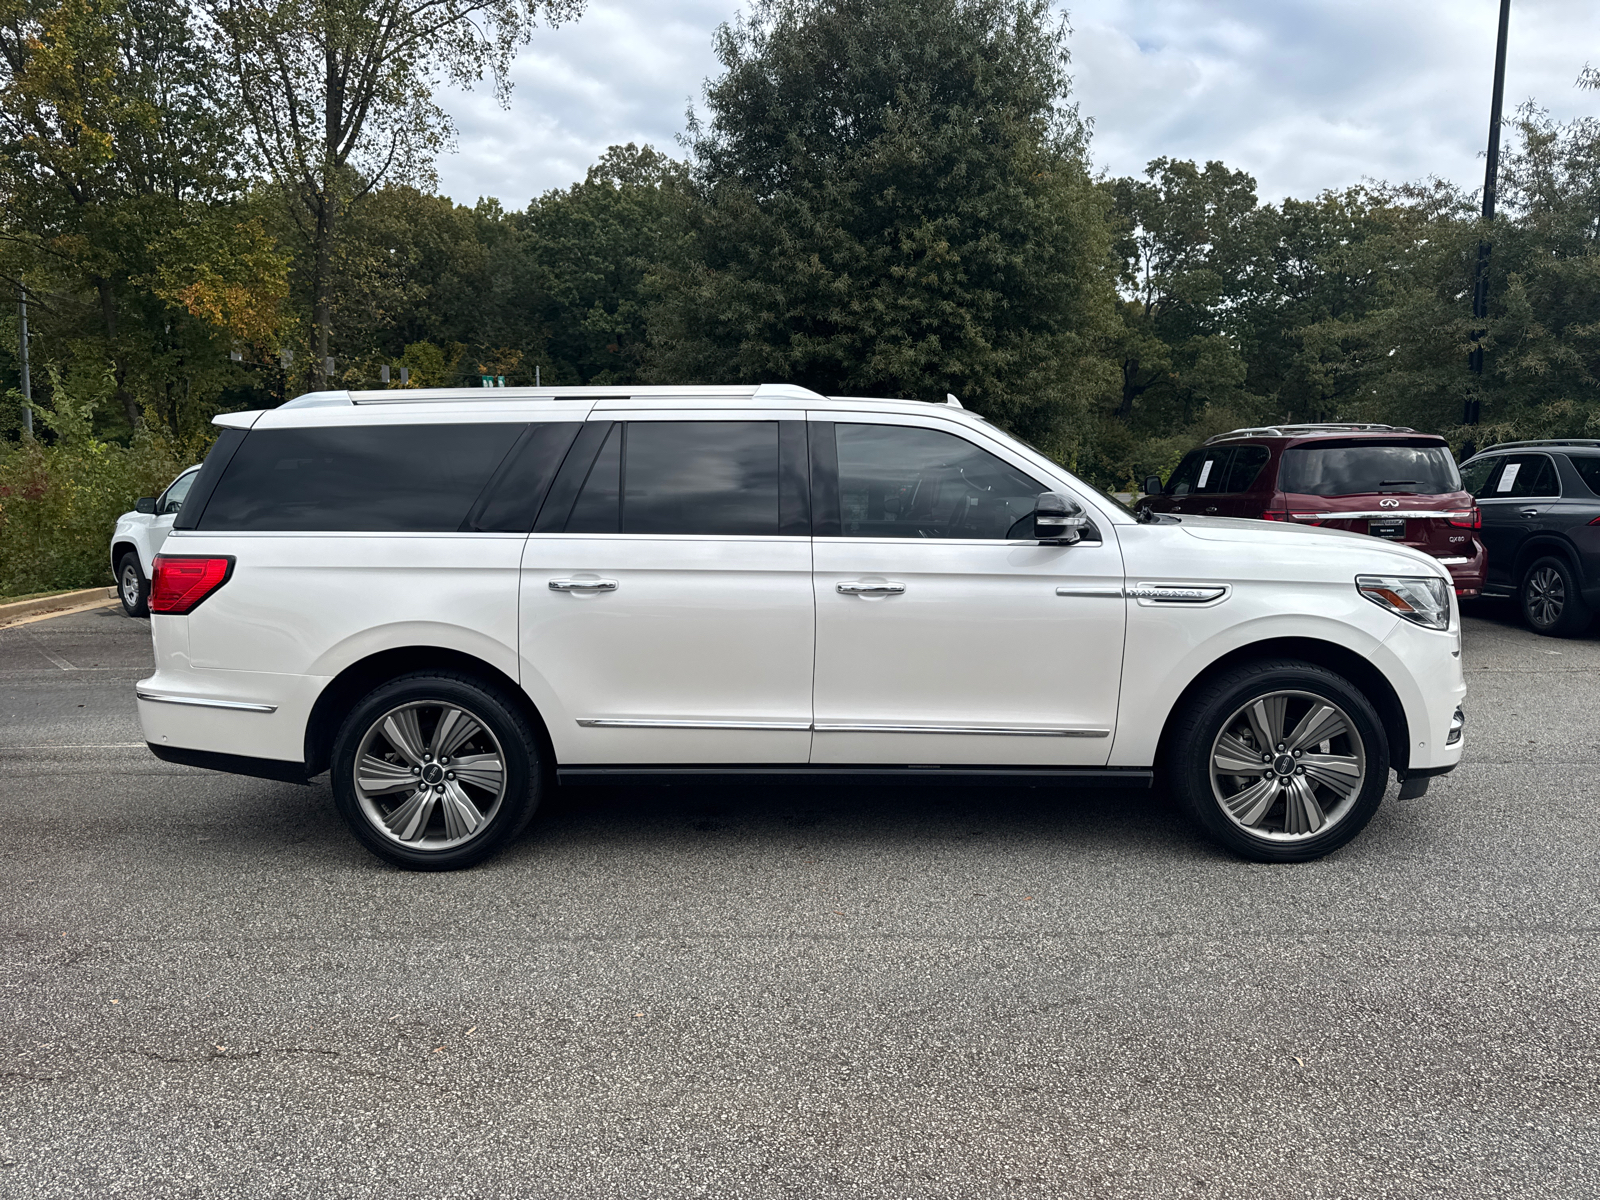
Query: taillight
xmin=1449 ymin=507 xmax=1482 ymax=530
xmin=1589 ymin=515 xmax=1600 ymax=527
xmin=1262 ymin=510 xmax=1290 ymax=521
xmin=150 ymin=555 xmax=234 ymax=614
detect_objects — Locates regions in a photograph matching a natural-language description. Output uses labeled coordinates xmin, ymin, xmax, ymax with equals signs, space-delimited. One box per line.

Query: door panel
xmin=520 ymin=535 xmax=814 ymax=763
xmin=811 ymin=539 xmax=1126 ymax=765
xmin=808 ymin=417 xmax=1126 ymax=767
xmin=1475 ymin=454 xmax=1560 ymax=587
xmin=519 ymin=415 xmax=815 ymax=765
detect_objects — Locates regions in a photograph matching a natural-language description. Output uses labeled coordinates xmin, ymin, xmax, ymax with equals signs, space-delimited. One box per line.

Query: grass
xmin=0 ymin=586 xmax=108 ymax=607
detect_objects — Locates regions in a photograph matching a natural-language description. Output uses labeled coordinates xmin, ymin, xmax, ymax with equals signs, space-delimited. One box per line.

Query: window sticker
xmin=1496 ymin=462 xmax=1521 ymax=493
xmin=1196 ymin=459 xmax=1214 ymax=489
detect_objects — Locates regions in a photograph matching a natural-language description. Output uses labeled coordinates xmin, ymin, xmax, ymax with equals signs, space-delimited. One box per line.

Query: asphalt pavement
xmin=2 ymin=602 xmax=1597 ymax=1198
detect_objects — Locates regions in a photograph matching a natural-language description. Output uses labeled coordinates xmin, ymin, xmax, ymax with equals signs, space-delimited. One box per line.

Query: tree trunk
xmin=313 ymin=195 xmax=332 ymax=388
xmin=1116 ymin=358 xmax=1140 ymax=423
xmin=95 ymin=277 xmax=141 ymax=429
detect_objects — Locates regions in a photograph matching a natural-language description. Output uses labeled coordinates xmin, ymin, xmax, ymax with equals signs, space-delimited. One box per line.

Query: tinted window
xmin=834 ymin=423 xmax=1045 ymax=539
xmin=565 ymin=423 xmax=622 ymax=533
xmin=623 ymin=422 xmax=780 ymax=535
xmin=1569 ymin=455 xmax=1600 ymax=497
xmin=1166 ymin=447 xmax=1246 ymax=496
xmin=1223 ymin=446 xmax=1269 ymax=492
xmin=1481 ymin=453 xmax=1559 ymax=499
xmin=1460 ymin=457 xmax=1497 ymax=498
xmin=469 ymin=422 xmax=581 ymax=532
xmin=199 ymin=424 xmax=521 ymax=532
xmin=159 ymin=470 xmax=197 ymax=516
xmin=1279 ymin=442 xmax=1462 ymax=496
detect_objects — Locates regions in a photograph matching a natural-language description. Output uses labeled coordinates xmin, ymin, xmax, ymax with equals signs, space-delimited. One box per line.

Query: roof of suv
xmin=1203 ymin=423 xmax=1430 ymax=446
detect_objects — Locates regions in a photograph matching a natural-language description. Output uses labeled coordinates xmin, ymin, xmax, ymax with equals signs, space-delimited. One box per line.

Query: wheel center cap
xmin=421 ymin=763 xmax=444 ymax=785
xmin=1273 ymin=754 xmax=1296 ymax=777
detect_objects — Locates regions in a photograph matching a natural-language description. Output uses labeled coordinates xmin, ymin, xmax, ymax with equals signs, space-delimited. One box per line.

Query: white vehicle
xmin=110 ymin=465 xmax=201 ymax=616
xmin=136 ymin=385 xmax=1466 ymax=869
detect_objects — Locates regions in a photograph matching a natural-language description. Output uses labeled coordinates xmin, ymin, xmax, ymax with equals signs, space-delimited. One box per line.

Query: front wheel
xmin=330 ymin=673 xmax=542 ymax=870
xmin=1520 ymin=555 xmax=1592 ymax=638
xmin=117 ymin=553 xmax=149 ymax=617
xmin=1165 ymin=660 xmax=1389 ymax=863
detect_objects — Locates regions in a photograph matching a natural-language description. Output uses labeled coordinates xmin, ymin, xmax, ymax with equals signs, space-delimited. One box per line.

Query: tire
xmin=1519 ymin=555 xmax=1592 ymax=638
xmin=116 ymin=552 xmax=149 ymax=618
xmin=1164 ymin=659 xmax=1390 ymax=863
xmin=329 ymin=672 xmax=542 ymax=870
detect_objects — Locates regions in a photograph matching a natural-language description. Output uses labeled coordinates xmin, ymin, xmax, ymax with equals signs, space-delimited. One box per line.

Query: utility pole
xmin=17 ymin=284 xmax=32 ymax=438
xmin=1464 ymin=0 xmax=1512 ymax=444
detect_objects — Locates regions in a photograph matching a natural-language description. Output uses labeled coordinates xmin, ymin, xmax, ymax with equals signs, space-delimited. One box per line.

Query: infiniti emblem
xmin=1379 ymin=498 xmax=1400 ymax=508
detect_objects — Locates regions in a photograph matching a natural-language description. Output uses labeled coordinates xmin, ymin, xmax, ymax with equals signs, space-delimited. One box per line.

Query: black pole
xmin=1465 ymin=0 xmax=1511 ymax=436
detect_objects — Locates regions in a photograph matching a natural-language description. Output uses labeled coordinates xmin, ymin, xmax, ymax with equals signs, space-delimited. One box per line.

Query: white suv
xmin=136 ymin=385 xmax=1466 ymax=869
xmin=110 ymin=466 xmax=200 ymax=616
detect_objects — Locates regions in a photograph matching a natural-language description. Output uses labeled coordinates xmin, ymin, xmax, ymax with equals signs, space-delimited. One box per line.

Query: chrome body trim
xmin=813 ymin=723 xmax=1110 ymax=738
xmin=1125 ymin=584 xmax=1229 ymax=604
xmin=1053 ymin=586 xmax=1124 ymax=598
xmin=576 ymin=718 xmax=812 ymax=731
xmin=135 ymin=690 xmax=278 ymax=714
xmin=1289 ymin=510 xmax=1473 ymax=521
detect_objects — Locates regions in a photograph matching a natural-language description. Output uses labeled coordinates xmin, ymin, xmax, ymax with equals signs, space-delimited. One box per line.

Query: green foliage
xmin=0 ymin=369 xmax=203 ymax=593
xmin=647 ymin=0 xmax=1118 ymax=450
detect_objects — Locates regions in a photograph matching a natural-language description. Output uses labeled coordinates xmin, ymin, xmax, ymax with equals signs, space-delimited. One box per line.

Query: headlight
xmin=1356 ymin=574 xmax=1451 ymax=630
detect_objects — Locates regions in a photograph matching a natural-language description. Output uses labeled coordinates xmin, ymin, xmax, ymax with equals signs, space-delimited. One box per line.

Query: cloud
xmin=431 ymin=0 xmax=1600 ymax=207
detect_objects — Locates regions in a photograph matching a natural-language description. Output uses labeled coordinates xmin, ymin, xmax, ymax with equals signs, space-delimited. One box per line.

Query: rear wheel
xmin=1165 ymin=660 xmax=1389 ymax=863
xmin=330 ymin=673 xmax=541 ymax=870
xmin=1520 ymin=555 xmax=1592 ymax=637
xmin=116 ymin=552 xmax=149 ymax=617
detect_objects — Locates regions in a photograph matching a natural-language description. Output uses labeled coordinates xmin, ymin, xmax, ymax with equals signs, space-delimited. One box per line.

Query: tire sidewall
xmin=330 ymin=674 xmax=539 ymax=870
xmin=117 ymin=554 xmax=149 ymax=618
xmin=1169 ymin=662 xmax=1390 ymax=863
xmin=1521 ymin=555 xmax=1589 ymax=637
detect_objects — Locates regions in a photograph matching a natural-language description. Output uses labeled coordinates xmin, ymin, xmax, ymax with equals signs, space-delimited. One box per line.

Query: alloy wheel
xmin=1525 ymin=565 xmax=1565 ymax=628
xmin=122 ymin=563 xmax=141 ymax=607
xmin=1209 ymin=689 xmax=1367 ymax=842
xmin=352 ymin=701 xmax=507 ymax=850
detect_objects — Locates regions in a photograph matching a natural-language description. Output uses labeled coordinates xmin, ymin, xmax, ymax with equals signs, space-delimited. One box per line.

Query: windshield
xmin=1279 ymin=443 xmax=1462 ymax=497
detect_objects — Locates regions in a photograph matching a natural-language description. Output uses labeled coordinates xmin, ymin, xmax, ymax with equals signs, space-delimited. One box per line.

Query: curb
xmin=0 ymin=587 xmax=119 ymax=627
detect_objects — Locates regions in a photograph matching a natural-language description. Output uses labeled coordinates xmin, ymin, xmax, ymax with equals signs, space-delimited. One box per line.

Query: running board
xmin=556 ymin=765 xmax=1154 ymax=788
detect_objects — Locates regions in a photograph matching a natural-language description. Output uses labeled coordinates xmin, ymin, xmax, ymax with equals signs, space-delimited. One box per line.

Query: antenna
xmin=946 ymin=393 xmax=963 ymax=409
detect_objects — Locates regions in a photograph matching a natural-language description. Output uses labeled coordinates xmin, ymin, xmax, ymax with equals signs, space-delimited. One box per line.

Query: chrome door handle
xmin=1520 ymin=508 xmax=1540 ymax=517
xmin=1205 ymin=506 xmax=1218 ymax=514
xmin=836 ymin=581 xmax=906 ymax=595
xmin=548 ymin=578 xmax=618 ymax=591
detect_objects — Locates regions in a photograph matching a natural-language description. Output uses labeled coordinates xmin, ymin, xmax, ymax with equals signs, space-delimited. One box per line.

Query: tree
xmin=523 ymin=143 xmax=688 ymax=385
xmin=648 ymin=0 xmax=1117 ymax=449
xmin=205 ymin=0 xmax=584 ymax=391
xmin=0 ymin=0 xmax=261 ymax=433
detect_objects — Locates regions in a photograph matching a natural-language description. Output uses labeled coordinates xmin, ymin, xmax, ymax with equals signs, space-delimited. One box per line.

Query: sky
xmin=434 ymin=0 xmax=1600 ymax=208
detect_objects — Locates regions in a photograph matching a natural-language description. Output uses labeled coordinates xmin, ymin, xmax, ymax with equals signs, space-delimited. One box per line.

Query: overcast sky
xmin=434 ymin=0 xmax=1600 ymax=208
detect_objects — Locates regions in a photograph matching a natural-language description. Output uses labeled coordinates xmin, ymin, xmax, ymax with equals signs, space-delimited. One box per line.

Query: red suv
xmin=1136 ymin=424 xmax=1486 ymax=597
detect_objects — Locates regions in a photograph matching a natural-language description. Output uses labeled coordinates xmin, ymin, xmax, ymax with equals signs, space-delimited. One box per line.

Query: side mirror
xmin=135 ymin=497 xmax=157 ymax=514
xmin=1142 ymin=476 xmax=1163 ymax=497
xmin=1033 ymin=492 xmax=1089 ymax=545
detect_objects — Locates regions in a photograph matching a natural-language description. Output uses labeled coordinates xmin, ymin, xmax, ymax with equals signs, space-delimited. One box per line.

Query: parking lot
xmin=2 ymin=602 xmax=1597 ymax=1198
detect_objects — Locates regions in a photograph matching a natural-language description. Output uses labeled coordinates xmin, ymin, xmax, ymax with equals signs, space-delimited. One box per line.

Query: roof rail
xmin=1478 ymin=438 xmax=1600 ymax=453
xmin=1204 ymin=422 xmax=1416 ymax=445
xmin=278 ymin=383 xmax=834 ymax=409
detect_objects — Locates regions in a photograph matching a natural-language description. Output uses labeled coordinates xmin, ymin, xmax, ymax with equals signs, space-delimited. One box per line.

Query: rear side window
xmin=562 ymin=421 xmax=784 ymax=536
xmin=1566 ymin=455 xmax=1600 ymax=497
xmin=1279 ymin=442 xmax=1462 ymax=496
xmin=1223 ymin=446 xmax=1269 ymax=492
xmin=198 ymin=424 xmax=523 ymax=532
xmin=1477 ymin=453 xmax=1559 ymax=499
